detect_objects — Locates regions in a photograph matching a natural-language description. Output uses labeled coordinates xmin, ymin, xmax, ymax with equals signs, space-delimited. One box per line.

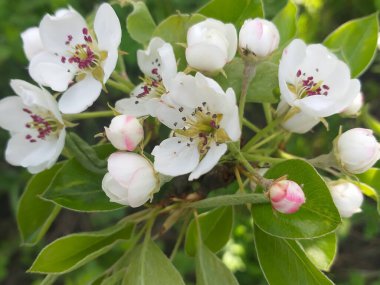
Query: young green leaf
xmin=254 ymin=225 xmax=334 ymax=285
xmin=42 ymin=158 xmax=123 ymax=212
xmin=298 ymin=233 xmax=337 ymax=271
xmin=252 ymin=159 xmax=341 ymax=239
xmin=356 ymin=168 xmax=380 ymax=214
xmin=272 ymin=1 xmax=298 ymax=47
xmin=65 ymin=132 xmax=107 ymax=174
xmin=323 ymin=13 xmax=379 ymax=77
xmin=126 ymin=2 xmax=156 ymax=45
xmin=198 ymin=0 xmax=263 ymax=27
xmin=195 ymin=241 xmax=239 ymax=285
xmin=29 ymin=223 xmax=134 ymax=274
xmin=17 ymin=163 xmax=63 ymax=246
xmin=123 ymin=239 xmax=185 ymax=285
xmin=185 ymin=206 xmax=234 ymax=256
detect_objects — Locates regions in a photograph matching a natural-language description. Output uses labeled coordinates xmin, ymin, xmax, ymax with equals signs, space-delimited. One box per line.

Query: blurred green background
xmin=1 ymin=0 xmax=380 ymax=284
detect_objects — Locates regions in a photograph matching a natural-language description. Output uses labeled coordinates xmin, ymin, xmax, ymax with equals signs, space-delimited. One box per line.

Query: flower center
xmin=288 ymin=69 xmax=330 ymax=99
xmin=22 ymin=108 xmax=62 ymax=143
xmin=61 ymin=28 xmax=108 ymax=81
xmin=173 ymin=102 xmax=230 ymax=154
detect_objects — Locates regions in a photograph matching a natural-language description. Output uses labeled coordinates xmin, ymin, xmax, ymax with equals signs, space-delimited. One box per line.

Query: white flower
xmin=0 ymin=80 xmax=66 ymax=173
xmin=279 ymin=39 xmax=360 ymax=118
xmin=186 ymin=18 xmax=237 ymax=72
xmin=239 ymin=18 xmax=280 ymax=58
xmin=29 ymin=3 xmax=121 ymax=114
xmin=152 ymin=72 xmax=240 ymax=180
xmin=102 ymin=152 xmax=159 ymax=208
xmin=269 ymin=179 xmax=306 ymax=214
xmin=277 ymin=99 xmax=319 ymax=134
xmin=115 ymin=37 xmax=177 ymax=117
xmin=341 ymin=92 xmax=363 ymax=117
xmin=104 ymin=115 xmax=144 ymax=151
xmin=335 ymin=128 xmax=380 ymax=174
xmin=329 ymin=181 xmax=363 ymax=218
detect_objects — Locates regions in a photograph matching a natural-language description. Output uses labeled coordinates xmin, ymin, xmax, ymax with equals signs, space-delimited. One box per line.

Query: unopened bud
xmin=105 ymin=115 xmax=144 ymax=151
xmin=269 ymin=180 xmax=306 ymax=214
xmin=329 ymin=181 xmax=363 ymax=218
xmin=341 ymin=92 xmax=363 ymax=117
xmin=335 ymin=128 xmax=380 ymax=174
xmin=239 ymin=18 xmax=280 ymax=58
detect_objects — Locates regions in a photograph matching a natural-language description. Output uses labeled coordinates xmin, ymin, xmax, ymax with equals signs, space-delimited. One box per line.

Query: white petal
xmin=189 ymin=143 xmax=227 ymax=181
xmin=102 ymin=173 xmax=130 ymax=205
xmin=220 ymin=105 xmax=241 ymax=141
xmin=21 ymin=27 xmax=43 ymax=61
xmin=225 ymin=87 xmax=237 ymax=105
xmin=152 ymin=137 xmax=199 ymax=176
xmin=154 ymin=100 xmax=186 ymax=130
xmin=102 ymin=48 xmax=118 ymax=82
xmin=29 ymin=51 xmax=76 ymax=91
xmin=281 ymin=110 xmax=320 ymax=134
xmin=157 ymin=42 xmax=177 ymax=86
xmin=186 ymin=43 xmax=227 ymax=72
xmin=0 ymin=96 xmax=30 ymax=132
xmin=58 ymin=75 xmax=102 ymax=114
xmin=5 ymin=132 xmax=61 ymax=168
xmin=279 ymin=39 xmax=307 ymax=83
xmin=94 ymin=3 xmax=121 ymax=51
xmin=224 ymin=23 xmax=237 ymax=61
xmin=115 ymin=97 xmax=151 ymax=117
xmin=39 ymin=10 xmax=87 ymax=54
xmin=10 ymin=79 xmax=63 ymax=123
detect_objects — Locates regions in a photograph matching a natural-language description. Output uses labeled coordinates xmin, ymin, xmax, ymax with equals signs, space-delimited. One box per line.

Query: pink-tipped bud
xmin=105 ymin=115 xmax=144 ymax=151
xmin=269 ymin=180 xmax=306 ymax=214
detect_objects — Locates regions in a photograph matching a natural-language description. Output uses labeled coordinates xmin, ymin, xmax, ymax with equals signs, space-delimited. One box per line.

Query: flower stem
xmin=230 ymin=143 xmax=273 ymax=189
xmin=111 ymin=70 xmax=135 ymax=90
xmin=243 ymin=153 xmax=286 ymax=164
xmin=238 ymin=61 xmax=256 ymax=131
xmin=63 ymin=110 xmax=114 ymax=121
xmin=107 ymin=79 xmax=133 ymax=93
xmin=263 ymin=103 xmax=273 ymax=123
xmin=169 ymin=213 xmax=191 ymax=261
xmin=242 ymin=117 xmax=261 ymax=133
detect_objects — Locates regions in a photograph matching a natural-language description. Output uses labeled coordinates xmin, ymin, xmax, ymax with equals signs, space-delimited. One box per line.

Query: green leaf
xmin=254 ymin=225 xmax=334 ymax=285
xmin=186 ymin=193 xmax=269 ymax=208
xmin=198 ymin=0 xmax=263 ymax=27
xmin=153 ymin=13 xmax=206 ymax=70
xmin=123 ymin=239 xmax=185 ymax=285
xmin=42 ymin=158 xmax=123 ymax=212
xmin=29 ymin=223 xmax=134 ymax=274
xmin=17 ymin=164 xmax=62 ymax=246
xmin=272 ymin=1 xmax=297 ymax=47
xmin=357 ymin=168 xmax=380 ymax=214
xmin=65 ymin=132 xmax=107 ymax=174
xmin=361 ymin=106 xmax=380 ymax=137
xmin=262 ymin=0 xmax=288 ymax=19
xmin=185 ymin=207 xmax=233 ymax=256
xmin=214 ymin=58 xmax=279 ymax=103
xmin=298 ymin=233 xmax=337 ymax=271
xmin=323 ymin=13 xmax=379 ymax=77
xmin=126 ymin=2 xmax=156 ymax=45
xmin=195 ymin=242 xmax=239 ymax=285
xmin=252 ymin=159 xmax=341 ymax=239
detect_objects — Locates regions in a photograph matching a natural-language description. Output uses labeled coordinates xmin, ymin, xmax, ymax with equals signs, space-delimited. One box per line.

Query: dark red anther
xmin=82 ymin=27 xmax=88 ymax=35
xmin=296 ymin=70 xmax=301 ymax=77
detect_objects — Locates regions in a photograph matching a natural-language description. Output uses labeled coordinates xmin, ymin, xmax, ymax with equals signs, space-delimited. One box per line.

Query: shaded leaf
xmin=126 ymin=2 xmax=156 ymax=45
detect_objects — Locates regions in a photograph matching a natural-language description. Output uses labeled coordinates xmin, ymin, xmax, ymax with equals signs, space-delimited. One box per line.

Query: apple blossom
xmin=104 ymin=115 xmax=144 ymax=151
xmin=268 ymin=180 xmax=306 ymax=214
xmin=186 ymin=18 xmax=237 ymax=72
xmin=152 ymin=72 xmax=240 ymax=180
xmin=278 ymin=39 xmax=360 ymax=119
xmin=102 ymin=152 xmax=160 ymax=208
xmin=29 ymin=3 xmax=121 ymax=114
xmin=239 ymin=18 xmax=280 ymax=58
xmin=115 ymin=37 xmax=177 ymax=117
xmin=329 ymin=181 xmax=363 ymax=218
xmin=335 ymin=128 xmax=380 ymax=174
xmin=0 ymin=80 xmax=65 ymax=173
xmin=341 ymin=92 xmax=363 ymax=117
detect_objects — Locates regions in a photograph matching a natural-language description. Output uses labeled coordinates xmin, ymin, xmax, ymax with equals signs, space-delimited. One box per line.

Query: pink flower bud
xmin=269 ymin=180 xmax=306 ymax=214
xmin=105 ymin=115 xmax=144 ymax=151
xmin=239 ymin=18 xmax=280 ymax=58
